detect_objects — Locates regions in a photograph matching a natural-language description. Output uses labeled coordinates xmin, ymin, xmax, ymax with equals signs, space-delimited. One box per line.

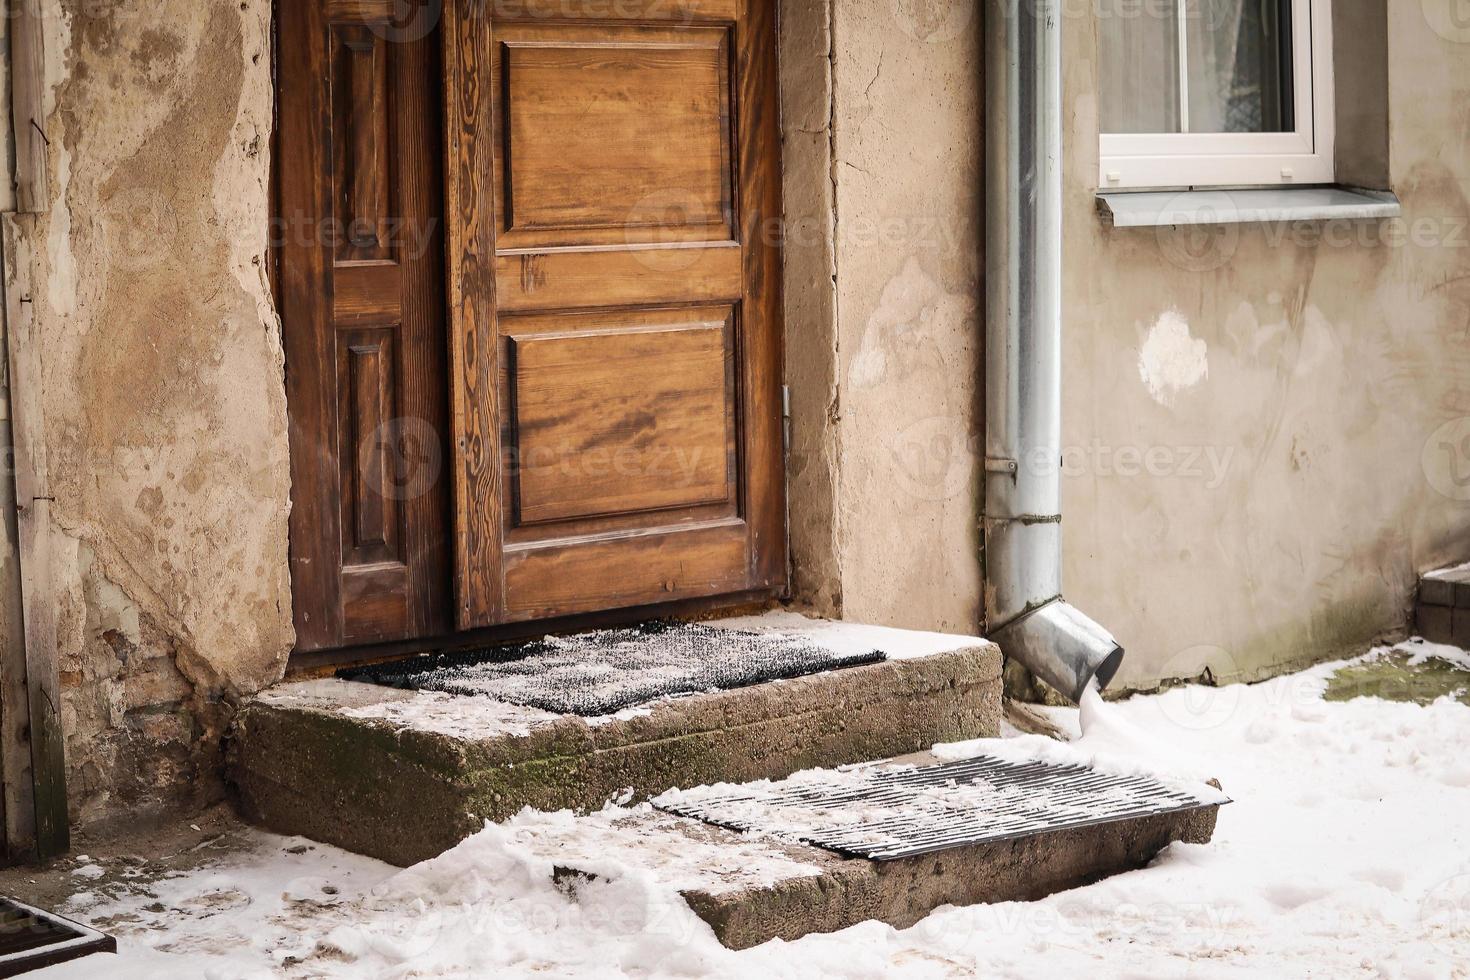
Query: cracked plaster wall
xmin=781 ymin=0 xmax=984 ymax=635
xmin=1063 ymin=1 xmax=1470 ymax=688
xmin=7 ymin=0 xmax=291 ymax=828
xmin=9 ymin=0 xmax=1467 ymax=827
xmin=784 ymin=0 xmax=1470 ymax=693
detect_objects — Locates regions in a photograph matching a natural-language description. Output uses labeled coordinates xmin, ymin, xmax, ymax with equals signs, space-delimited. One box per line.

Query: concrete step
xmin=513 ymin=758 xmax=1223 ymax=950
xmin=1416 ymin=562 xmax=1470 ymax=645
xmin=227 ymin=616 xmax=1003 ymax=866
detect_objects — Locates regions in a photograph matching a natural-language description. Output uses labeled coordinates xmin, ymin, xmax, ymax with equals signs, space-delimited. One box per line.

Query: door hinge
xmin=781 ymin=385 xmax=792 ymax=453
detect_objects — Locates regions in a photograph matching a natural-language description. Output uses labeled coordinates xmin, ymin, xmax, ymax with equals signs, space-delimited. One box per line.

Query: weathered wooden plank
xmin=1 ymin=214 xmax=67 ymax=859
xmin=0 ymin=226 xmax=36 ymax=863
xmin=8 ymin=0 xmax=48 ymax=214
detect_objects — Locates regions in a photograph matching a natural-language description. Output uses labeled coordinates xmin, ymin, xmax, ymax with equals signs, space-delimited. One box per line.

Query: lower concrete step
xmin=516 ymin=756 xmax=1224 ymax=950
xmin=227 ymin=616 xmax=1003 ymax=866
xmin=1416 ymin=562 xmax=1470 ymax=645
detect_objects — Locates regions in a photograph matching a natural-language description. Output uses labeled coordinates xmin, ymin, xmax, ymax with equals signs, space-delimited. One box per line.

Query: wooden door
xmin=281 ymin=0 xmax=786 ymax=652
xmin=445 ymin=0 xmax=787 ymax=627
xmin=279 ymin=0 xmax=451 ymax=651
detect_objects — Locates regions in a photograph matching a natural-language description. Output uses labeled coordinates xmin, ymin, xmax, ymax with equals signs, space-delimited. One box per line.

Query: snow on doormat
xmin=337 ymin=621 xmax=886 ymax=717
xmin=656 ymin=754 xmax=1226 ymax=861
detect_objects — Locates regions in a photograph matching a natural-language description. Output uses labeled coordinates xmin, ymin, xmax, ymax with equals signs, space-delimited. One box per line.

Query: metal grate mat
xmin=657 ymin=754 xmax=1226 ymax=861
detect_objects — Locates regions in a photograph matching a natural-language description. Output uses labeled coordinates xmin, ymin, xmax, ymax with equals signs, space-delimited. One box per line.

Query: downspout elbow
xmin=990 ymin=600 xmax=1124 ymax=705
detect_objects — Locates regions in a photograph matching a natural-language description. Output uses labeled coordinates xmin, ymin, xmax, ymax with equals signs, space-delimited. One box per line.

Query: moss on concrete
xmin=1324 ymin=652 xmax=1470 ymax=707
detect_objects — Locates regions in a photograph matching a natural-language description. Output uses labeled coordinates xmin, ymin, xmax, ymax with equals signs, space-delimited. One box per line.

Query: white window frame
xmin=1099 ymin=0 xmax=1335 ymax=190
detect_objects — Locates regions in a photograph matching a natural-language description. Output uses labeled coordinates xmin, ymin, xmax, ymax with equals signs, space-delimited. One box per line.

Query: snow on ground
xmin=35 ymin=643 xmax=1470 ymax=979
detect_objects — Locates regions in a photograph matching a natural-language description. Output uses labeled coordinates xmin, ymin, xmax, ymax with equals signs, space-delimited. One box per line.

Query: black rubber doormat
xmin=338 ymin=621 xmax=886 ymax=717
xmin=656 ymin=754 xmax=1226 ymax=861
xmin=0 ymin=896 xmax=115 ymax=977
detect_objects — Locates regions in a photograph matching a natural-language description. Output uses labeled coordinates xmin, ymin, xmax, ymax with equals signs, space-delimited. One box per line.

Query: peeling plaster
xmin=1063 ymin=0 xmax=1470 ymax=690
xmin=7 ymin=0 xmax=292 ymax=826
xmin=1137 ymin=309 xmax=1209 ymax=406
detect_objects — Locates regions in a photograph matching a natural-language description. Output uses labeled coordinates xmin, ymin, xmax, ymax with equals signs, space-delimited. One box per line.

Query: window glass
xmin=1099 ymin=0 xmax=1293 ymax=135
xmin=1098 ymin=0 xmax=1182 ymax=134
xmin=1185 ymin=0 xmax=1294 ymax=133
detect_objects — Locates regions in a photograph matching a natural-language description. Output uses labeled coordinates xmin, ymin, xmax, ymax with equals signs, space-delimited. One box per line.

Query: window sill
xmin=1096 ymin=186 xmax=1401 ymax=228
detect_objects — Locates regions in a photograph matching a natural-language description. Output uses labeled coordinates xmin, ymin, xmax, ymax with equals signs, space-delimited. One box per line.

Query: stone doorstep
xmin=227 ymin=618 xmax=1004 ymax=867
xmin=528 ymin=798 xmax=1222 ymax=951
xmin=1419 ymin=563 xmax=1470 ymax=608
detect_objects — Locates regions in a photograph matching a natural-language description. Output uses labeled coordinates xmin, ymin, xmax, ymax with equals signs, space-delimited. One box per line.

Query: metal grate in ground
xmin=657 ymin=754 xmax=1225 ymax=861
xmin=0 ymin=896 xmax=114 ymax=977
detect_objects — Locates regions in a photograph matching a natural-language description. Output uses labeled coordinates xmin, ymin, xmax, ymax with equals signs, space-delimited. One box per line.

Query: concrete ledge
xmin=227 ymin=623 xmax=1003 ymax=866
xmin=526 ymin=800 xmax=1221 ymax=950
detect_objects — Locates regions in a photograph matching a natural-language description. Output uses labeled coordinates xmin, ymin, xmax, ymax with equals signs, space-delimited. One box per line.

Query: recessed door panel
xmin=506 ymin=306 xmax=737 ymax=527
xmin=497 ymin=24 xmax=733 ymax=246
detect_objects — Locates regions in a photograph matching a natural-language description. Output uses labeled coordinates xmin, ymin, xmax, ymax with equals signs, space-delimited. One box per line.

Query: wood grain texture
xmin=281 ymin=0 xmax=345 ymax=649
xmin=733 ymin=0 xmax=788 ymax=590
xmin=281 ymin=0 xmax=451 ymax=651
xmin=494 ymin=244 xmax=742 ymax=313
xmin=494 ymin=24 xmax=732 ymax=249
xmin=485 ymin=0 xmax=787 ymax=620
xmin=1 ymin=214 xmax=67 ymax=860
xmin=443 ymin=0 xmax=505 ymax=628
xmin=503 ymin=521 xmax=750 ymax=621
xmin=285 ymin=0 xmax=786 ymax=653
xmin=8 ymin=0 xmax=48 ymax=214
xmin=508 ymin=308 xmax=735 ymax=525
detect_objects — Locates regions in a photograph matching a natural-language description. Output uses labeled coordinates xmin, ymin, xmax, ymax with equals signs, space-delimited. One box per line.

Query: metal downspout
xmin=983 ymin=0 xmax=1125 ymax=704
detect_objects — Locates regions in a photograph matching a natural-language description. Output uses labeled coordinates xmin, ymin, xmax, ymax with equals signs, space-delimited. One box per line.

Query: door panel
xmin=443 ymin=0 xmax=786 ymax=627
xmin=506 ymin=307 xmax=737 ymax=527
xmin=493 ymin=246 xmax=744 ymax=313
xmin=495 ymin=22 xmax=733 ymax=248
xmin=280 ymin=0 xmax=450 ymax=651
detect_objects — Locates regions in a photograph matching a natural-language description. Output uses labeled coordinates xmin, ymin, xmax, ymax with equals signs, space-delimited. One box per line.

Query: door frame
xmin=273 ymin=0 xmax=790 ymax=664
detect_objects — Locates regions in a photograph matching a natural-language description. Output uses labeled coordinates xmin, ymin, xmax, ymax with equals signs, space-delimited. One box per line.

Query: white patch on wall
xmin=1137 ymin=309 xmax=1208 ymax=406
xmin=849 ymin=257 xmax=940 ymax=388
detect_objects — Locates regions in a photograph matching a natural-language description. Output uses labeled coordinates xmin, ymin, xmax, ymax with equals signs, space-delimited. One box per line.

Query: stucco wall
xmin=786 ymin=0 xmax=1470 ymax=692
xmin=782 ymin=0 xmax=984 ymax=635
xmin=11 ymin=0 xmax=1465 ymax=828
xmin=10 ymin=0 xmax=291 ymax=826
xmin=1061 ymin=0 xmax=1470 ymax=689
